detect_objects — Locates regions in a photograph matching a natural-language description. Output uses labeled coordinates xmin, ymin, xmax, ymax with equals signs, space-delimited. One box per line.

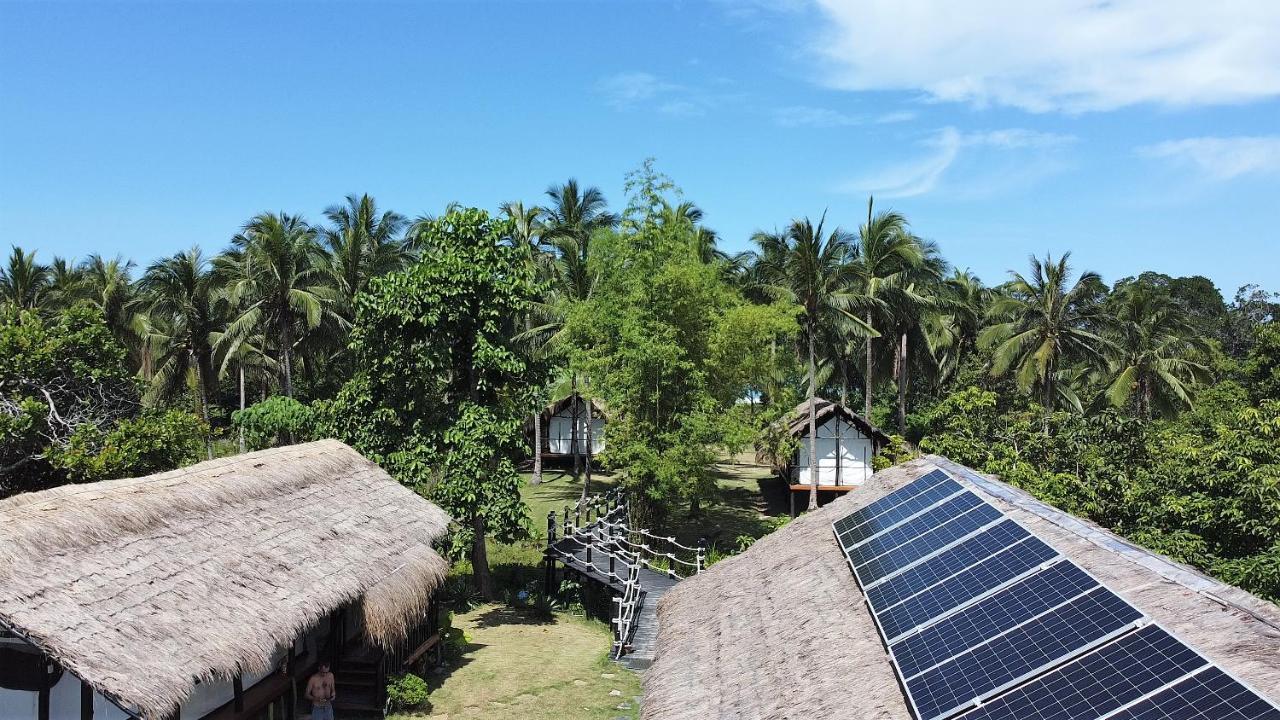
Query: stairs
xmin=333 ymin=648 xmax=384 ymax=719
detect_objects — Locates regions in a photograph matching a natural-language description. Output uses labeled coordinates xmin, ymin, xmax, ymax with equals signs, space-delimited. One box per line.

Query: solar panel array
xmin=832 ymin=468 xmax=1280 ymax=720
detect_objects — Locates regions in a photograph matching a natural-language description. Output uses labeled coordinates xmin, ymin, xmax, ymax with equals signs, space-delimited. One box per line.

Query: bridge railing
xmin=610 ymin=562 xmax=643 ymax=658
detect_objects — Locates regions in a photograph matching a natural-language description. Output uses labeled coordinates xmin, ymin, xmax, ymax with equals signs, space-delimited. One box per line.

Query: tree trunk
xmin=897 ymin=333 xmax=909 ymax=435
xmin=864 ymin=311 xmax=874 ymax=421
xmin=570 ymin=378 xmax=580 ymax=485
xmin=280 ymin=310 xmax=294 ymax=398
xmin=238 ymin=361 xmax=246 ymax=454
xmin=840 ymin=360 xmax=849 ymax=407
xmin=531 ymin=410 xmax=544 ymax=484
xmin=471 ymin=512 xmax=494 ymax=600
xmin=582 ymin=400 xmax=594 ymax=503
xmin=808 ymin=326 xmax=819 ymax=512
xmin=193 ymin=348 xmax=213 ymax=460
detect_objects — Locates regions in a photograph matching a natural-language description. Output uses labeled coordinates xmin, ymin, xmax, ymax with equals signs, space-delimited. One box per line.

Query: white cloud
xmin=841 ymin=127 xmax=1075 ymax=197
xmin=786 ymin=1 xmax=1280 ymax=112
xmin=1138 ymin=136 xmax=1280 ymax=180
xmin=774 ymin=105 xmax=916 ymax=127
xmin=597 ymin=72 xmax=713 ymax=116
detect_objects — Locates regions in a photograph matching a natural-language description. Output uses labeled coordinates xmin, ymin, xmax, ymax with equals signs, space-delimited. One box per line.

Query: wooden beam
xmin=788 ymin=484 xmax=857 ymax=492
xmin=38 ymin=684 xmax=50 ymax=720
xmin=81 ymin=680 xmax=94 ymax=720
xmin=232 ymin=676 xmax=244 ymax=713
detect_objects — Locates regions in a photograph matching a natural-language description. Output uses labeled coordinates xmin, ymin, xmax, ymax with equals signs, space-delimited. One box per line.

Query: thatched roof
xmin=0 ymin=440 xmax=451 ymax=720
xmin=785 ymin=397 xmax=890 ymax=446
xmin=643 ymin=455 xmax=1280 ymax=720
xmin=542 ymin=393 xmax=608 ymax=420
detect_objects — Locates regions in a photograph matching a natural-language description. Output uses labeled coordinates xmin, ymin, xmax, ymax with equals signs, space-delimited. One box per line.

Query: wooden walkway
xmin=547 ymin=535 xmax=679 ymax=671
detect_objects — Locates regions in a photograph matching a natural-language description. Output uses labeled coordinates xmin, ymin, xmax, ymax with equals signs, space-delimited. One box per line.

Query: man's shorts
xmin=311 ymin=703 xmax=335 ymax=720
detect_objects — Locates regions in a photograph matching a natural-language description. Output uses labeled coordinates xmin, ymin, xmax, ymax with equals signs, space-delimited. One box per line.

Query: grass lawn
xmin=390 ymin=604 xmax=642 ymax=720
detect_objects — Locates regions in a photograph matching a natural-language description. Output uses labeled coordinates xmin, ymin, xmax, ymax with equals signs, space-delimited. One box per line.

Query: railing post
xmin=563 ymin=505 xmax=570 ymax=537
xmin=697 ymin=537 xmax=708 ymax=574
xmin=547 ymin=510 xmax=557 ymax=543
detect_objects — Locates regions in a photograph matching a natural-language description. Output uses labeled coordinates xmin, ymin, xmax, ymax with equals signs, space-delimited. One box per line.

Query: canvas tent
xmin=535 ymin=394 xmax=606 ymax=457
xmin=643 ymin=455 xmax=1280 ymax=720
xmin=0 ymin=440 xmax=451 ymax=720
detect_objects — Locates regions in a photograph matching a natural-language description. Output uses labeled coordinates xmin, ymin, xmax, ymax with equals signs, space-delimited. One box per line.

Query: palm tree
xmin=501 ymin=200 xmax=552 ymax=485
xmin=882 ymin=238 xmax=947 ymax=434
xmin=0 ymin=246 xmax=50 ymax=311
xmin=754 ymin=214 xmax=875 ymax=511
xmin=849 ymin=197 xmax=923 ymax=421
xmin=928 ymin=269 xmax=989 ymax=384
xmin=659 ymin=200 xmax=724 ymax=263
xmin=221 ymin=213 xmax=337 ymax=398
xmin=980 ymin=253 xmax=1110 ymax=433
xmin=139 ymin=248 xmax=219 ymax=458
xmin=320 ymin=194 xmax=410 ymax=318
xmin=1102 ymin=283 xmax=1211 ymax=418
xmin=47 ymin=257 xmax=87 ymax=309
xmin=542 ymin=180 xmax=618 ymax=497
xmin=81 ymin=254 xmax=143 ymax=350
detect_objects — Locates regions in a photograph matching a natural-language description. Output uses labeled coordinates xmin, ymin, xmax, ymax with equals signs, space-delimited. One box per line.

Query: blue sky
xmin=2 ymin=1 xmax=1278 ymax=295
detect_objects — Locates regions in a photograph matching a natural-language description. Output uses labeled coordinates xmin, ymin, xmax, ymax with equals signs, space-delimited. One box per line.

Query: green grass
xmin=389 ymin=604 xmax=641 ymax=720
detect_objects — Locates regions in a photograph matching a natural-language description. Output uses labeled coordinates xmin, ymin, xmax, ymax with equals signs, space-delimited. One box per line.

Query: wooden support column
xmin=38 ymin=685 xmax=50 ymax=720
xmin=81 ymin=680 xmax=94 ymax=720
xmin=232 ymin=676 xmax=244 ymax=713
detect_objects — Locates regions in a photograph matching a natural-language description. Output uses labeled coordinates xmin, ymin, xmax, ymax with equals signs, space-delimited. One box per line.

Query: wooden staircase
xmin=331 ymin=646 xmax=385 ymax=719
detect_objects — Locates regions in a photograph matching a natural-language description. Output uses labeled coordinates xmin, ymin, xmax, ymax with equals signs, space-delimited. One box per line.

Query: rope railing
xmin=611 ymin=562 xmax=643 ymax=658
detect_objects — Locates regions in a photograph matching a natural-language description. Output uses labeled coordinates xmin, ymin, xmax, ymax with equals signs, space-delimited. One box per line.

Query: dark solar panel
xmin=837 ymin=478 xmax=964 ymax=547
xmin=877 ymin=537 xmax=1061 ymax=641
xmin=845 ymin=491 xmax=985 ymax=567
xmin=864 ymin=519 xmax=1034 ymax=610
xmin=833 ymin=469 xmax=952 ymax=536
xmin=903 ymin=586 xmax=1143 ymax=720
xmin=958 ymin=624 xmax=1208 ymax=720
xmin=892 ymin=562 xmax=1099 ymax=678
xmin=857 ymin=503 xmax=1005 ymax=585
xmin=1107 ymin=667 xmax=1280 ymax=720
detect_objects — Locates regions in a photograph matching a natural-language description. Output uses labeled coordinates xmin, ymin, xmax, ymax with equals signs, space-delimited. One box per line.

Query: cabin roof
xmin=786 ymin=397 xmax=890 ymax=445
xmin=0 ymin=440 xmax=451 ymax=720
xmin=642 ymin=455 xmax=1280 ymax=720
xmin=542 ymin=393 xmax=608 ymax=419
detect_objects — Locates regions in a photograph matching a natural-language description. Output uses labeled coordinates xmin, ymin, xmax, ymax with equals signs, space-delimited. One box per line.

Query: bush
xmin=231 ymin=396 xmax=319 ymax=450
xmin=438 ymin=611 xmax=469 ymax=661
xmin=385 ymin=673 xmax=429 ymax=711
xmin=52 ymin=410 xmax=207 ymax=483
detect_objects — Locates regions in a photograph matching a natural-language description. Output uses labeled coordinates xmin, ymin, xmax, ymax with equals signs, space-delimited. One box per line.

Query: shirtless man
xmin=305 ymin=661 xmax=337 ymax=720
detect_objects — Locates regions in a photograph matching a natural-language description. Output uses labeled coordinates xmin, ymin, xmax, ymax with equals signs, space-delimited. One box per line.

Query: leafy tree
xmin=754 ymin=215 xmax=873 ymax=510
xmin=53 ymin=409 xmax=206 ymax=483
xmin=329 ymin=207 xmax=539 ymax=599
xmin=0 ymin=246 xmax=50 ymax=311
xmin=500 ymin=200 xmax=552 ymax=485
xmin=1101 ymin=282 xmax=1211 ymax=418
xmin=232 ymin=395 xmax=319 ymax=450
xmin=980 ymin=253 xmax=1109 ymax=432
xmin=222 ymin=212 xmax=340 ymax=398
xmin=1243 ymin=322 xmax=1280 ymax=401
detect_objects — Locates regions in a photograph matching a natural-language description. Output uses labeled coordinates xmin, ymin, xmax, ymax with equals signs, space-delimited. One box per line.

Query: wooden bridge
xmin=543 ymin=491 xmax=705 ymax=671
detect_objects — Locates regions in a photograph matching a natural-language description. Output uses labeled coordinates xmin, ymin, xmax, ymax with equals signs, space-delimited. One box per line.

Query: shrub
xmin=385 ymin=673 xmax=429 ymax=711
xmin=231 ymin=396 xmax=318 ymax=450
xmin=52 ymin=410 xmax=206 ymax=483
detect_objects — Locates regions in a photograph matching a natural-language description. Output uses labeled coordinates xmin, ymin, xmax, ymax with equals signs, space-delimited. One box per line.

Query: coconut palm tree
xmin=80 ymin=254 xmax=144 ymax=349
xmin=980 ymin=253 xmax=1110 ymax=433
xmin=139 ymin=248 xmax=219 ymax=458
xmin=0 ymin=246 xmax=50 ymax=311
xmin=222 ymin=212 xmax=338 ymax=398
xmin=542 ymin=180 xmax=618 ymax=496
xmin=927 ymin=269 xmax=990 ymax=384
xmin=320 ymin=194 xmax=410 ymax=319
xmin=659 ymin=200 xmax=724 ymax=263
xmin=46 ymin=257 xmax=87 ymax=309
xmin=754 ymin=214 xmax=875 ymax=511
xmin=1102 ymin=283 xmax=1211 ymax=418
xmin=849 ymin=197 xmax=923 ymax=422
xmin=882 ymin=238 xmax=947 ymax=434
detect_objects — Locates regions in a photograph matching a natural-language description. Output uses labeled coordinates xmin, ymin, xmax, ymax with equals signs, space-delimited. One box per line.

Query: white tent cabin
xmin=533 ymin=393 xmax=606 ymax=459
xmin=0 ymin=441 xmax=451 ymax=720
xmin=783 ymin=398 xmax=889 ymax=514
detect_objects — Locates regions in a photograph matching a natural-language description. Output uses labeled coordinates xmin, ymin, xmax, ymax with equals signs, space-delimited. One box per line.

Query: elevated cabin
xmin=0 ymin=440 xmax=451 ymax=720
xmin=783 ymin=399 xmax=889 ymax=512
xmin=643 ymin=456 xmax=1280 ymax=720
xmin=533 ymin=394 xmax=606 ymax=459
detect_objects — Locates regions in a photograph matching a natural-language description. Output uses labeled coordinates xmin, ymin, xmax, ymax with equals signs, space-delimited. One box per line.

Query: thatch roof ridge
xmin=643 ymin=455 xmax=1280 ymax=720
xmin=0 ymin=440 xmax=452 ymax=719
xmin=784 ymin=396 xmax=890 ymax=444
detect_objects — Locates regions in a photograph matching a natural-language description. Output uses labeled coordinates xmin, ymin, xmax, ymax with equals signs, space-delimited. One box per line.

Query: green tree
xmin=329 ymin=207 xmax=539 ymax=599
xmin=1101 ymin=282 xmax=1211 ymax=418
xmin=221 ymin=212 xmax=339 ymax=398
xmin=320 ymin=194 xmax=410 ymax=318
xmin=139 ymin=248 xmax=220 ymax=457
xmin=0 ymin=246 xmax=51 ymax=311
xmin=980 ymin=253 xmax=1109 ymax=432
xmin=753 ymin=215 xmax=873 ymax=510
xmin=1243 ymin=322 xmax=1280 ymax=401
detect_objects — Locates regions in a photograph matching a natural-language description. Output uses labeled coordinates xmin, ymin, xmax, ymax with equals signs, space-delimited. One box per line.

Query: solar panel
xmin=958 ymin=624 xmax=1208 ymax=720
xmin=857 ymin=502 xmax=1004 ymax=585
xmin=845 ymin=491 xmax=985 ymax=567
xmin=865 ymin=519 xmax=1035 ymax=611
xmin=876 ymin=535 xmax=1060 ymax=641
xmin=836 ymin=478 xmax=965 ymax=547
xmin=1106 ymin=667 xmax=1280 ymax=720
xmin=833 ymin=469 xmax=952 ymax=537
xmin=892 ymin=562 xmax=1099 ymax=678
xmin=903 ymin=586 xmax=1143 ymax=720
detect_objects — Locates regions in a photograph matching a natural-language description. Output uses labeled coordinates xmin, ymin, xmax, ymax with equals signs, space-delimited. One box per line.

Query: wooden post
xmin=563 ymin=505 xmax=570 ymax=538
xmin=697 ymin=537 xmax=708 ymax=573
xmin=81 ymin=680 xmax=94 ymax=720
xmin=38 ymin=685 xmax=50 ymax=720
xmin=790 ymin=490 xmax=797 ymax=518
xmin=233 ymin=676 xmax=244 ymax=713
xmin=547 ymin=510 xmax=557 ymax=543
